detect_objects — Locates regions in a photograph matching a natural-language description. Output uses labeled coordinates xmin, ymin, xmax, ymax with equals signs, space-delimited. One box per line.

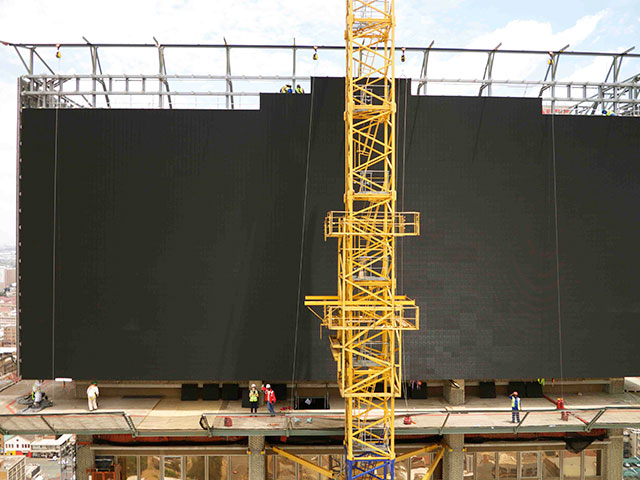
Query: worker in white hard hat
xmin=248 ymin=384 xmax=260 ymax=415
xmin=261 ymin=383 xmax=277 ymax=416
xmin=87 ymin=382 xmax=99 ymax=411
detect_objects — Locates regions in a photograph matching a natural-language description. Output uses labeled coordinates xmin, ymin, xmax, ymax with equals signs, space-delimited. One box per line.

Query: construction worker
xmin=510 ymin=391 xmax=521 ymax=423
xmin=31 ymin=380 xmax=43 ymax=407
xmin=280 ymin=84 xmax=293 ymax=94
xmin=87 ymin=382 xmax=99 ymax=411
xmin=602 ymin=109 xmax=616 ymax=116
xmin=295 ymin=84 xmax=304 ymax=94
xmin=262 ymin=384 xmax=277 ymax=416
xmin=248 ymin=384 xmax=260 ymax=415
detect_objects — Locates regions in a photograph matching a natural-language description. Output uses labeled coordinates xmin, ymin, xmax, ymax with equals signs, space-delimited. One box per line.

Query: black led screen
xmin=18 ymin=78 xmax=640 ymax=381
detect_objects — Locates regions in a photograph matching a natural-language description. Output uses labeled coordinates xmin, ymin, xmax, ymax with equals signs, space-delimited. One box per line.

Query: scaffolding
xmin=3 ymin=40 xmax=639 ymax=115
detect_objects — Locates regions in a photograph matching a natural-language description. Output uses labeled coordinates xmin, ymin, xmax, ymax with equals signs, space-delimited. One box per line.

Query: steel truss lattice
xmin=305 ymin=1 xmax=419 ymax=479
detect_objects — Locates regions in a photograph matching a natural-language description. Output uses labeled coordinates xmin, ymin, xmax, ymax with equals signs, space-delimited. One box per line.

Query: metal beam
xmin=423 ymin=445 xmax=445 ymax=480
xmin=479 ymin=42 xmax=501 ymax=96
xmin=586 ymin=409 xmax=607 ymax=431
xmin=4 ymin=41 xmax=640 ymax=58
xmin=395 ymin=443 xmax=441 ymax=462
xmin=416 ymin=40 xmax=434 ymax=95
xmin=272 ymin=445 xmax=336 ymax=478
xmin=224 ymin=37 xmax=234 ymax=110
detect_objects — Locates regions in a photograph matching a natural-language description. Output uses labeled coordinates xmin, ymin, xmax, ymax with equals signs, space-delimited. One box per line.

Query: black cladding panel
xmin=18 ymin=78 xmax=640 ymax=381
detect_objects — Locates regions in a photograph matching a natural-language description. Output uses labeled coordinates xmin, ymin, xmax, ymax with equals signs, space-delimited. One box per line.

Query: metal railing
xmin=201 ymin=405 xmax=640 ymax=436
xmin=4 ymin=41 xmax=639 ymax=115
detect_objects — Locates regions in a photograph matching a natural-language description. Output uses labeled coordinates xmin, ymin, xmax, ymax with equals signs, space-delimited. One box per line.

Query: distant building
xmin=31 ymin=435 xmax=73 ymax=459
xmin=0 ymin=270 xmax=16 ymax=291
xmin=0 ymin=455 xmax=25 ymax=480
xmin=1 ymin=327 xmax=16 ymax=347
xmin=626 ymin=429 xmax=640 ymax=458
xmin=3 ymin=437 xmax=33 ymax=456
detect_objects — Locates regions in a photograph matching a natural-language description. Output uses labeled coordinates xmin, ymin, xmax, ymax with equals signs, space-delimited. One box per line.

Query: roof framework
xmin=3 ymin=41 xmax=639 ymax=115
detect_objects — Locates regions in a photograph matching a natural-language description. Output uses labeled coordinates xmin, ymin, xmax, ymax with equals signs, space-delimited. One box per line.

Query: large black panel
xmin=19 ymin=78 xmax=640 ymax=381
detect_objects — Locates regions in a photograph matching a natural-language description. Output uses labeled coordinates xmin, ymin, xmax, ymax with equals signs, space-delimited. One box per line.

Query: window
xmin=266 ymin=455 xmax=274 ymax=480
xmin=542 ymin=451 xmax=560 ymax=480
xmin=185 ymin=456 xmax=204 ymax=480
xmin=498 ymin=452 xmax=518 ymax=480
xmin=299 ymin=455 xmax=321 ymax=480
xmin=229 ymin=456 xmax=248 ymax=480
xmin=395 ymin=459 xmax=409 ymax=480
xmin=117 ymin=456 xmax=138 ymax=480
xmin=276 ymin=455 xmax=296 ymax=480
xmin=411 ymin=454 xmax=433 ymax=480
xmin=140 ymin=456 xmax=161 ymax=480
xmin=164 ymin=456 xmax=181 ymax=480
xmin=476 ymin=453 xmax=496 ymax=480
xmin=520 ymin=452 xmax=539 ymax=478
xmin=563 ymin=451 xmax=581 ymax=480
xmin=584 ymin=450 xmax=601 ymax=480
xmin=208 ymin=456 xmax=227 ymax=480
xmin=464 ymin=454 xmax=474 ymax=479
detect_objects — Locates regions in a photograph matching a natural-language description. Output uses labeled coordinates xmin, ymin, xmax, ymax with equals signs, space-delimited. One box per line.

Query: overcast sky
xmin=0 ymin=0 xmax=639 ymax=247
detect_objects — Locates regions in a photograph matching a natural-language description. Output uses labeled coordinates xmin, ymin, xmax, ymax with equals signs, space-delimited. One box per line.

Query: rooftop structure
xmin=3 ymin=41 xmax=640 ymax=115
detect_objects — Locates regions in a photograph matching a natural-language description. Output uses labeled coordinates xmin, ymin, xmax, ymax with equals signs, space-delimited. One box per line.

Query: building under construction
xmin=3 ymin=1 xmax=640 ymax=479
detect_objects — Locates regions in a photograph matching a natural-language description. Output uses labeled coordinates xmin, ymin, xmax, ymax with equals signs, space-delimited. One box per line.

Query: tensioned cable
xmin=51 ymin=75 xmax=61 ymax=383
xmin=290 ymin=84 xmax=315 ymax=408
xmin=399 ymin=79 xmax=410 ymax=410
xmin=550 ymin=111 xmax=565 ymax=399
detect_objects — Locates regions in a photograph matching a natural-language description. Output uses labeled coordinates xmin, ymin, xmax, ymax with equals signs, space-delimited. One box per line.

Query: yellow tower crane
xmin=305 ymin=0 xmax=421 ymax=478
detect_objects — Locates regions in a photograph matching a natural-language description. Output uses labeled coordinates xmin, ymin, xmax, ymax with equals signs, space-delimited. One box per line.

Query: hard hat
xmin=266 ymin=384 xmax=271 ymax=388
xmin=251 ymin=384 xmax=256 ymax=388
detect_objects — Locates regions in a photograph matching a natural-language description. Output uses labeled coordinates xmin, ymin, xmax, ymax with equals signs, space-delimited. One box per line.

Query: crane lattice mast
xmin=305 ymin=0 xmax=420 ymax=478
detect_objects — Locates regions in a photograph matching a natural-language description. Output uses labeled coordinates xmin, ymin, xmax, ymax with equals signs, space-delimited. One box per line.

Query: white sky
xmin=0 ymin=0 xmax=639 ymax=247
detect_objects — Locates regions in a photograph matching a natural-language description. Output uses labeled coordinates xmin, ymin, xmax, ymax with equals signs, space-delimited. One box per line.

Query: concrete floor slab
xmin=0 ymin=381 xmax=638 ymax=435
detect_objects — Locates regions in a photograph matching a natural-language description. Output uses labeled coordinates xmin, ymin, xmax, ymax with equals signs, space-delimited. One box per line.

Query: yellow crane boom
xmin=306 ymin=0 xmax=420 ymax=478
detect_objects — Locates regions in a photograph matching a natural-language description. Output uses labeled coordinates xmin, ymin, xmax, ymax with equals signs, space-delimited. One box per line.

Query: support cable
xmin=550 ymin=112 xmax=564 ymax=399
xmin=400 ymin=79 xmax=410 ymax=410
xmin=51 ymin=59 xmax=61 ymax=382
xmin=290 ymin=84 xmax=315 ymax=408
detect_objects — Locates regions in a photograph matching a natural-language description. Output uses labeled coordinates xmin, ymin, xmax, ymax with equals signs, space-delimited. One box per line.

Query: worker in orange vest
xmin=262 ymin=384 xmax=277 ymax=416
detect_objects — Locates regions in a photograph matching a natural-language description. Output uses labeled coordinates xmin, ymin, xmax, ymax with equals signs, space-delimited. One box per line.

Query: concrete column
xmin=444 ymin=380 xmax=465 ymax=406
xmin=604 ymin=429 xmax=623 ymax=480
xmin=605 ymin=378 xmax=624 ymax=394
xmin=76 ymin=435 xmax=94 ymax=480
xmin=248 ymin=435 xmax=266 ymax=480
xmin=443 ymin=434 xmax=464 ymax=480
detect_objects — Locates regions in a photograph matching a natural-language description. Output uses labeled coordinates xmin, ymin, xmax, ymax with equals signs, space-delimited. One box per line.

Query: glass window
xmin=140 ymin=456 xmax=160 ymax=480
xmin=164 ymin=457 xmax=181 ymax=480
xmin=498 ymin=452 xmax=517 ymax=480
xmin=584 ymin=450 xmax=601 ymax=480
xmin=208 ymin=456 xmax=228 ymax=480
xmin=276 ymin=455 xmax=296 ymax=480
xmin=117 ymin=456 xmax=138 ymax=480
xmin=411 ymin=454 xmax=433 ymax=480
xmin=230 ymin=456 xmax=248 ymax=480
xmin=542 ymin=451 xmax=560 ymax=480
xmin=299 ymin=455 xmax=321 ymax=480
xmin=520 ymin=452 xmax=539 ymax=478
xmin=395 ymin=459 xmax=409 ymax=480
xmin=476 ymin=453 xmax=496 ymax=480
xmin=327 ymin=456 xmax=342 ymax=476
xmin=563 ymin=451 xmax=582 ymax=480
xmin=463 ymin=454 xmax=474 ymax=479
xmin=266 ymin=455 xmax=274 ymax=480
xmin=185 ymin=457 xmax=204 ymax=480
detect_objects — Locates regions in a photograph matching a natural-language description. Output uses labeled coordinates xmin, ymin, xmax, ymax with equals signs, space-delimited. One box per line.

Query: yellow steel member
xmin=306 ymin=0 xmax=420 ymax=478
